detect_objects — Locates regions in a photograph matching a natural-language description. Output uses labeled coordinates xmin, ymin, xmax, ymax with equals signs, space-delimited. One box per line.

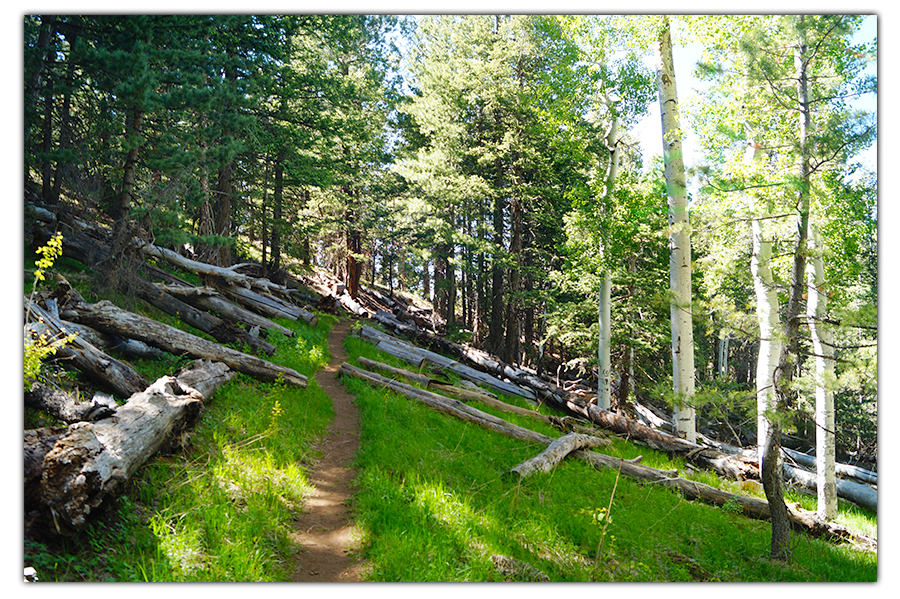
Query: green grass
xmin=341 ymin=334 xmax=878 ymax=582
xmin=25 ymin=312 xmax=338 ymax=582
xmin=23 ymin=263 xmax=877 ymax=581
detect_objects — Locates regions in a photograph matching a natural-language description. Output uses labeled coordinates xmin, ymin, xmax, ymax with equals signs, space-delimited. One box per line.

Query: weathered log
xmin=784 ymin=464 xmax=877 ymax=511
xmin=137 ymin=241 xmax=259 ymax=289
xmin=700 ymin=436 xmax=878 ymax=511
xmin=220 ymin=284 xmax=318 ymax=326
xmin=340 ymin=363 xmax=875 ymax=552
xmin=25 ymin=427 xmax=68 ymax=507
xmin=358 ymin=325 xmax=537 ymax=401
xmin=338 ymin=292 xmax=368 ymax=317
xmin=507 ymin=433 xmax=612 ymax=480
xmin=56 ymin=319 xmax=165 ymax=360
xmin=34 ymin=360 xmax=235 ymax=534
xmin=66 ymin=299 xmax=307 ymax=387
xmin=373 ymin=339 xmax=429 ymax=369
xmin=782 ymin=446 xmax=877 ymax=486
xmin=357 ymin=356 xmax=435 ymax=387
xmin=25 ymin=300 xmax=149 ymax=398
xmin=132 ymin=276 xmax=276 ymax=356
xmin=25 ymin=383 xmax=116 ymax=423
xmin=159 ymin=283 xmax=295 ymax=337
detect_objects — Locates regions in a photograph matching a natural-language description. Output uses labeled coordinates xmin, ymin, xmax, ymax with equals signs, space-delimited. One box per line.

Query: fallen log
xmin=782 ymin=446 xmax=877 ymax=486
xmin=25 ymin=383 xmax=116 ymax=423
xmin=699 ymin=436 xmax=878 ymax=511
xmin=56 ymin=319 xmax=165 ymax=360
xmin=507 ymin=433 xmax=612 ymax=480
xmin=358 ymin=325 xmax=537 ymax=401
xmin=65 ymin=299 xmax=307 ymax=387
xmin=132 ymin=276 xmax=276 ymax=356
xmin=784 ymin=464 xmax=877 ymax=512
xmin=33 ymin=360 xmax=235 ymax=534
xmin=25 ymin=300 xmax=149 ymax=398
xmin=357 ymin=356 xmax=435 ymax=387
xmin=160 ymin=283 xmax=295 ymax=337
xmin=137 ymin=241 xmax=260 ymax=289
xmin=220 ymin=284 xmax=318 ymax=326
xmin=373 ymin=339 xmax=428 ymax=369
xmin=340 ymin=362 xmax=875 ymax=552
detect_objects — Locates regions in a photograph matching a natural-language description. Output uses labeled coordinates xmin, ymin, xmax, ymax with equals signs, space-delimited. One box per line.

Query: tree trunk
xmin=65 ymin=299 xmax=307 ymax=387
xmin=597 ymin=272 xmax=612 ymax=410
xmin=25 ymin=299 xmax=149 ymax=398
xmin=806 ymin=225 xmax=837 ymax=520
xmin=657 ymin=17 xmax=696 ymax=442
xmin=30 ymin=360 xmax=235 ymax=534
xmin=161 ymin=283 xmax=296 ymax=337
xmin=507 ymin=433 xmax=610 ymax=480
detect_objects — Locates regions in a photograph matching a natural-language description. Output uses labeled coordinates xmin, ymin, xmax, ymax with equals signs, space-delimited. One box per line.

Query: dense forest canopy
xmin=24 ymin=14 xmax=877 ymax=466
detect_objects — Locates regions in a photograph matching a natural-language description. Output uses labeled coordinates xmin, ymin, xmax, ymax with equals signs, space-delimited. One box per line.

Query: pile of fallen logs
xmin=25 ymin=203 xmax=329 ymax=534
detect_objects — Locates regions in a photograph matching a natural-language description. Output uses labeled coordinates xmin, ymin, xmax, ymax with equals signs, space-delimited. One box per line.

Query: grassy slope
xmin=24 ymin=264 xmax=877 ymax=581
xmin=342 ymin=334 xmax=877 ymax=582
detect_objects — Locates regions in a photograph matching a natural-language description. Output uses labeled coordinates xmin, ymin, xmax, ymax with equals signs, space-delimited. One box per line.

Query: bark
xmin=160 ymin=283 xmax=295 ymax=337
xmin=597 ymin=272 xmax=612 ymax=410
xmin=65 ymin=299 xmax=307 ymax=387
xmin=132 ymin=276 xmax=276 ymax=355
xmin=219 ymin=284 xmax=318 ymax=326
xmin=657 ymin=17 xmax=697 ymax=442
xmin=25 ymin=299 xmax=149 ymax=398
xmin=507 ymin=433 xmax=611 ymax=480
xmin=32 ymin=360 xmax=234 ymax=534
xmin=806 ymin=225 xmax=837 ymax=520
xmin=25 ymin=383 xmax=116 ymax=424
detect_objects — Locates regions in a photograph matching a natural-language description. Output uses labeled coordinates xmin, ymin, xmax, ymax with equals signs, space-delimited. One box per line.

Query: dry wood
xmin=356 ymin=356 xmax=435 ymax=387
xmin=373 ymin=339 xmax=428 ymax=369
xmin=784 ymin=464 xmax=877 ymax=511
xmin=507 ymin=433 xmax=611 ymax=479
xmin=782 ymin=446 xmax=877 ymax=486
xmin=160 ymin=283 xmax=295 ymax=337
xmin=132 ymin=276 xmax=276 ymax=355
xmin=220 ymin=284 xmax=318 ymax=326
xmin=55 ymin=319 xmax=165 ymax=359
xmin=26 ymin=300 xmax=149 ymax=398
xmin=25 ymin=383 xmax=116 ymax=423
xmin=66 ymin=299 xmax=307 ymax=387
xmin=358 ymin=325 xmax=537 ymax=401
xmin=33 ymin=360 xmax=235 ymax=534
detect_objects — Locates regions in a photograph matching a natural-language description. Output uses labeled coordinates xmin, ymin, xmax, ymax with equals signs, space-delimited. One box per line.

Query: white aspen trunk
xmin=657 ymin=18 xmax=696 ymax=442
xmin=597 ymin=272 xmax=612 ymax=410
xmin=596 ymin=108 xmax=620 ymax=411
xmin=806 ymin=225 xmax=837 ymax=520
xmin=751 ymin=214 xmax=782 ymax=459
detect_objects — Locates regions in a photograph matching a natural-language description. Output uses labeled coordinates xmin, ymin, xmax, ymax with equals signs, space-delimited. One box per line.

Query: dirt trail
xmin=290 ymin=319 xmax=365 ymax=582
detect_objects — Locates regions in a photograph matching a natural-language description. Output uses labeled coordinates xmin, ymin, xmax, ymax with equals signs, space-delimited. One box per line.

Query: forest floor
xmin=289 ymin=319 xmax=366 ymax=582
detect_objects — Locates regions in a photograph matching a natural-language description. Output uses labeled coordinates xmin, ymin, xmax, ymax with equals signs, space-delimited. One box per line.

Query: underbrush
xmin=342 ymin=335 xmax=877 ymax=582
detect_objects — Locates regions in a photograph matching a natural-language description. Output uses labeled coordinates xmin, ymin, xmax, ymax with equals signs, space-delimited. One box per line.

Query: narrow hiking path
xmin=290 ymin=319 xmax=365 ymax=582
